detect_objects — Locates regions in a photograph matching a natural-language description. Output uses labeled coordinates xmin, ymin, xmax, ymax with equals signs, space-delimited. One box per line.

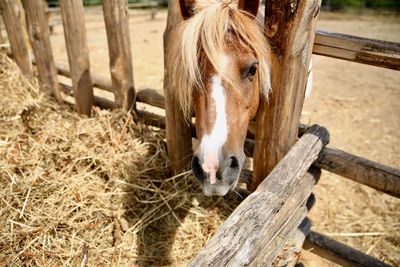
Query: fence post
xmin=0 ymin=0 xmax=32 ymax=76
xmin=163 ymin=0 xmax=193 ymax=174
xmin=0 ymin=11 xmax=5 ymax=44
xmin=59 ymin=0 xmax=94 ymax=116
xmin=23 ymin=0 xmax=62 ymax=101
xmin=102 ymin=0 xmax=136 ymax=110
xmin=252 ymin=0 xmax=322 ymax=189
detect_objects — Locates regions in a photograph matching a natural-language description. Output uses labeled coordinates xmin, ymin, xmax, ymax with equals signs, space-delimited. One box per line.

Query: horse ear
xmin=179 ymin=0 xmax=196 ymax=20
xmin=238 ymin=0 xmax=259 ymax=17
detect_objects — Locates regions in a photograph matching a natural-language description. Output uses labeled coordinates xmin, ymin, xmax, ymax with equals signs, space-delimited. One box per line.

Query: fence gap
xmin=102 ymin=0 xmax=136 ymax=111
xmin=23 ymin=0 xmax=62 ymax=102
xmin=59 ymin=0 xmax=94 ymax=116
xmin=0 ymin=0 xmax=32 ymax=76
xmin=252 ymin=0 xmax=322 ymax=189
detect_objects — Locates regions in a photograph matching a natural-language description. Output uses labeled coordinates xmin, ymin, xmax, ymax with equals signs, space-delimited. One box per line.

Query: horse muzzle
xmin=191 ymin=153 xmax=244 ymax=196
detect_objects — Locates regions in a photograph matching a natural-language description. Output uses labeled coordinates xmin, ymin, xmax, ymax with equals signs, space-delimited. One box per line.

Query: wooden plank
xmin=163 ymin=0 xmax=193 ymax=174
xmin=272 ymin=217 xmax=312 ymax=267
xmin=262 ymin=206 xmax=309 ymax=265
xmin=102 ymin=0 xmax=136 ymax=110
xmin=23 ymin=0 xmax=61 ymax=101
xmin=313 ymin=30 xmax=400 ymax=70
xmin=304 ymin=231 xmax=393 ymax=267
xmin=60 ymin=83 xmax=113 ymax=109
xmin=189 ymin=125 xmax=329 ymax=266
xmin=258 ymin=193 xmax=316 ymax=266
xmin=314 ymin=147 xmax=400 ymax=198
xmin=253 ymin=0 xmax=322 ymax=190
xmin=59 ymin=0 xmax=94 ymax=116
xmin=136 ymin=88 xmax=165 ymax=109
xmin=0 ymin=0 xmax=32 ymax=76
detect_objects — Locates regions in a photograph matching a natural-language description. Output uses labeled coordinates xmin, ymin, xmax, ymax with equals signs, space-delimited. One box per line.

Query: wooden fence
xmin=1 ymin=0 xmax=400 ymax=265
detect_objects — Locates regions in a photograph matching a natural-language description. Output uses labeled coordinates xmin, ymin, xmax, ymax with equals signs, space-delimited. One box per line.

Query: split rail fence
xmin=1 ymin=0 xmax=399 ymax=265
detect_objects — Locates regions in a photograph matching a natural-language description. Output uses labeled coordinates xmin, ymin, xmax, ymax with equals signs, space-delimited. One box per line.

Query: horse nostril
xmin=228 ymin=156 xmax=239 ymax=169
xmin=222 ymin=156 xmax=242 ymax=186
xmin=191 ymin=156 xmax=205 ymax=181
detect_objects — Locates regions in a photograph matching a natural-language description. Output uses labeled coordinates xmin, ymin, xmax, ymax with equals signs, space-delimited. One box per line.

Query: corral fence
xmin=1 ymin=0 xmax=399 ymax=266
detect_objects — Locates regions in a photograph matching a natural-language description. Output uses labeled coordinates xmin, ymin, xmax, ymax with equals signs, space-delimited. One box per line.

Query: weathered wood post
xmin=102 ymin=0 xmax=136 ymax=110
xmin=0 ymin=11 xmax=5 ymax=44
xmin=163 ymin=0 xmax=193 ymax=174
xmin=23 ymin=0 xmax=62 ymax=101
xmin=252 ymin=0 xmax=322 ymax=189
xmin=59 ymin=0 xmax=94 ymax=116
xmin=0 ymin=0 xmax=32 ymax=76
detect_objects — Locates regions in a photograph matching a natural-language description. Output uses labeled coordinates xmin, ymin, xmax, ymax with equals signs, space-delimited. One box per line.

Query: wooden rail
xmin=262 ymin=205 xmax=310 ymax=264
xmin=304 ymin=231 xmax=393 ymax=267
xmin=314 ymin=147 xmax=400 ymax=198
xmin=188 ymin=125 xmax=329 ymax=266
xmin=257 ymin=192 xmax=316 ymax=265
xmin=55 ymin=61 xmax=165 ymax=109
xmin=314 ymin=30 xmax=400 ymax=71
xmin=272 ymin=217 xmax=312 ymax=266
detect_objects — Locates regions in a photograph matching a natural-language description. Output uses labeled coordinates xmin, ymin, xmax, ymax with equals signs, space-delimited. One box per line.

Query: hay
xmin=0 ymin=54 xmax=242 ymax=266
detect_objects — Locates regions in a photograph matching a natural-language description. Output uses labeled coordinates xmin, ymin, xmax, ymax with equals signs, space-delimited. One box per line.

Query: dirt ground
xmin=39 ymin=7 xmax=400 ymax=266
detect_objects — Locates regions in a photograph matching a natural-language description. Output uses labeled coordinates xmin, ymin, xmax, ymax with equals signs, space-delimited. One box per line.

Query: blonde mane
xmin=167 ymin=0 xmax=271 ymax=118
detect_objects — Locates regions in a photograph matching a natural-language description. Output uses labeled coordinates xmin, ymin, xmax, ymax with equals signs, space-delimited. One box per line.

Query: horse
xmin=168 ymin=0 xmax=271 ymax=196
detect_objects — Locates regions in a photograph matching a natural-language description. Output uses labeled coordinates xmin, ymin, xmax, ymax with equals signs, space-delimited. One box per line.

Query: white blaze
xmin=200 ymin=75 xmax=228 ymax=184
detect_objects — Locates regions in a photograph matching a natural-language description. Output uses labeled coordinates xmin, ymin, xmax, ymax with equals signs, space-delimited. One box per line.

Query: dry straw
xmin=0 ymin=53 xmax=242 ymax=266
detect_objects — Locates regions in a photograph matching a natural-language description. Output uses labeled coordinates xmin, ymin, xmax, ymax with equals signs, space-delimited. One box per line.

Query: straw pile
xmin=0 ymin=54 xmax=241 ymax=266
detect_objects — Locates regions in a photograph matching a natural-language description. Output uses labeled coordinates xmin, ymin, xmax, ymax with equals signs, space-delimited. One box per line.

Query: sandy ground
xmin=33 ymin=7 xmax=400 ymax=266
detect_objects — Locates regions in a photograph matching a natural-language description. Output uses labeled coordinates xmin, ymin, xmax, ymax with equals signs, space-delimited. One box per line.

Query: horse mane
xmin=167 ymin=0 xmax=271 ymax=119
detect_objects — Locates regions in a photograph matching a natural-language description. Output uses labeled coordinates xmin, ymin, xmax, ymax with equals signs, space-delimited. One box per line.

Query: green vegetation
xmin=322 ymin=0 xmax=400 ymax=11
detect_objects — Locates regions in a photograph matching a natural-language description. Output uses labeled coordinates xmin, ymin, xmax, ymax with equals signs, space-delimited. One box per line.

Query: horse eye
xmin=244 ymin=62 xmax=258 ymax=80
xmin=248 ymin=65 xmax=257 ymax=76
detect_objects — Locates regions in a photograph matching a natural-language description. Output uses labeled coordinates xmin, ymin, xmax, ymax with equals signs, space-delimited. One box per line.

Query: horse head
xmin=168 ymin=0 xmax=271 ymax=196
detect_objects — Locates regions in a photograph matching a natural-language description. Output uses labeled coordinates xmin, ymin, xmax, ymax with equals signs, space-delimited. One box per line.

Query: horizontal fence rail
xmin=314 ymin=147 xmax=400 ymax=198
xmin=304 ymin=231 xmax=393 ymax=267
xmin=314 ymin=30 xmax=400 ymax=70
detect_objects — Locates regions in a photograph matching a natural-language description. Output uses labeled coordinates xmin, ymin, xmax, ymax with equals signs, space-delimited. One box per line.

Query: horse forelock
xmin=167 ymin=0 xmax=271 ymax=119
